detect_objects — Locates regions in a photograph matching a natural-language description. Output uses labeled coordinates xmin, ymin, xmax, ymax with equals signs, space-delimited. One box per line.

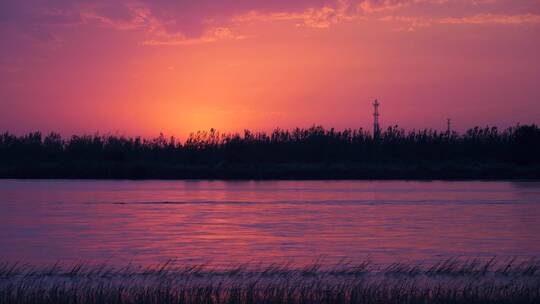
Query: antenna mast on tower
xmin=373 ymin=99 xmax=380 ymax=139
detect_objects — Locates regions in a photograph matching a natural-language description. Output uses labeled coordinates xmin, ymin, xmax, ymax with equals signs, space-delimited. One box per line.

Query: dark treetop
xmin=1 ymin=125 xmax=539 ymax=179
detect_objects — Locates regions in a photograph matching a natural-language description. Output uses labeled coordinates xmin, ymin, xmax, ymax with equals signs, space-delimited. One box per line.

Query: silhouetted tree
xmin=0 ymin=125 xmax=538 ymax=178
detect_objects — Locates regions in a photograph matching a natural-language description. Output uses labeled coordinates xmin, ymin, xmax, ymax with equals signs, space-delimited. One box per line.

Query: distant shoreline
xmin=2 ymin=125 xmax=539 ymax=180
xmin=2 ymin=162 xmax=539 ymax=180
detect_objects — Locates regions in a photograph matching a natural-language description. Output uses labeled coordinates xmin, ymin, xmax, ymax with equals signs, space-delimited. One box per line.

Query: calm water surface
xmin=1 ymin=180 xmax=539 ymax=266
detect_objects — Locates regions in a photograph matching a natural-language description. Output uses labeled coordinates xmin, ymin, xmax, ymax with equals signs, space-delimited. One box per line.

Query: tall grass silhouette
xmin=1 ymin=258 xmax=539 ymax=303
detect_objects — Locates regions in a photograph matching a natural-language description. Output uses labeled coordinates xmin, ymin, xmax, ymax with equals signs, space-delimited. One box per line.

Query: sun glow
xmin=1 ymin=1 xmax=539 ymax=137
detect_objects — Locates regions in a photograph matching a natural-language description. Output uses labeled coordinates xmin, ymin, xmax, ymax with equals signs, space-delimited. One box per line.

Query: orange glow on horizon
xmin=1 ymin=1 xmax=539 ymax=138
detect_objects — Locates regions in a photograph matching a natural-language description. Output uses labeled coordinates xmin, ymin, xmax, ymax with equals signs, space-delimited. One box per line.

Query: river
xmin=1 ymin=180 xmax=539 ymax=266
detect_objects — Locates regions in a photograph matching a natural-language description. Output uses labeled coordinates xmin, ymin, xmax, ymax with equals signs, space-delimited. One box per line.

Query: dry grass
xmin=1 ymin=258 xmax=539 ymax=303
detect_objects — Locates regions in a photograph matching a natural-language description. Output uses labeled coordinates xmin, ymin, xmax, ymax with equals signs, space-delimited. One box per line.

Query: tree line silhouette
xmin=1 ymin=125 xmax=539 ymax=179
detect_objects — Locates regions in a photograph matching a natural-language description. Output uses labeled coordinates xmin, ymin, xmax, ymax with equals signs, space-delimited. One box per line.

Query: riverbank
xmin=2 ymin=125 xmax=540 ymax=180
xmin=1 ymin=161 xmax=539 ymax=180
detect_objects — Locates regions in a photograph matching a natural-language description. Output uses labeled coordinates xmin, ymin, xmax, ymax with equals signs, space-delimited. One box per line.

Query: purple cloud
xmin=1 ymin=0 xmax=539 ymax=45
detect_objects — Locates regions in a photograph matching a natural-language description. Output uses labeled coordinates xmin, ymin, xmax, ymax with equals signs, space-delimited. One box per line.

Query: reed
xmin=1 ymin=258 xmax=539 ymax=303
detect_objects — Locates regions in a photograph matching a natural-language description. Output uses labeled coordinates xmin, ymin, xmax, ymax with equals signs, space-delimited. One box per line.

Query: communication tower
xmin=373 ymin=99 xmax=380 ymax=138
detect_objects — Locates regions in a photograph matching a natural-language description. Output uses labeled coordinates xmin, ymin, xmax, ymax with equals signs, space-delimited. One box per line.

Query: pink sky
xmin=1 ymin=0 xmax=539 ymax=137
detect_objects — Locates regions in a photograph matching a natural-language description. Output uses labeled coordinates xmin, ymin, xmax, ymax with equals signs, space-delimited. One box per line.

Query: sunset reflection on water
xmin=1 ymin=180 xmax=539 ymax=266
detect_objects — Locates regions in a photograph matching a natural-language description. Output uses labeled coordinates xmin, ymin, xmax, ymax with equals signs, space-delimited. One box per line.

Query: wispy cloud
xmin=379 ymin=13 xmax=540 ymax=31
xmin=233 ymin=1 xmax=356 ymax=29
xmin=142 ymin=27 xmax=246 ymax=46
xmin=77 ymin=3 xmax=245 ymax=46
xmin=357 ymin=0 xmax=450 ymax=13
xmin=81 ymin=4 xmax=158 ymax=31
xmin=439 ymin=13 xmax=540 ymax=25
xmin=2 ymin=0 xmax=539 ymax=46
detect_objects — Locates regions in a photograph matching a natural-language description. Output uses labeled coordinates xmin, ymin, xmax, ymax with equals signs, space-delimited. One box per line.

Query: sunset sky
xmin=1 ymin=0 xmax=539 ymax=137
